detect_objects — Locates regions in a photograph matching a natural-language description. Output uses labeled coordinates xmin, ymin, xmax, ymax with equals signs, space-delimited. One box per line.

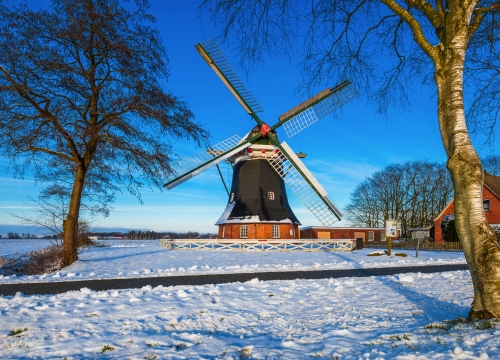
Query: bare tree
xmin=0 ymin=0 xmax=208 ymax=266
xmin=482 ymin=155 xmax=500 ymax=175
xmin=12 ymin=182 xmax=103 ymax=245
xmin=345 ymin=161 xmax=453 ymax=235
xmin=345 ymin=181 xmax=383 ymax=228
xmin=201 ymin=0 xmax=500 ymax=319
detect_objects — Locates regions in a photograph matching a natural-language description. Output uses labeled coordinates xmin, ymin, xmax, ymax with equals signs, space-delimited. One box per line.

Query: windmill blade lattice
xmin=266 ymin=142 xmax=343 ymax=226
xmin=197 ymin=39 xmax=263 ymax=114
xmin=164 ymin=135 xmax=248 ymax=190
xmin=280 ymin=81 xmax=357 ymax=138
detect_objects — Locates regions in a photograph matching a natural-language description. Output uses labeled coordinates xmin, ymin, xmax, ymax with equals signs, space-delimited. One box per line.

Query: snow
xmin=0 ymin=239 xmax=54 ymax=258
xmin=215 ymin=201 xmax=236 ymax=225
xmin=1 ymin=269 xmax=499 ymax=358
xmin=1 ymin=240 xmax=498 ymax=358
xmin=0 ymin=240 xmax=466 ymax=284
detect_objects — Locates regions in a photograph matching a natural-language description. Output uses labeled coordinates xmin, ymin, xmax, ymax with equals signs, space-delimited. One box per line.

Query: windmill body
xmin=163 ymin=39 xmax=357 ymax=239
xmin=215 ymin=128 xmax=301 ymax=239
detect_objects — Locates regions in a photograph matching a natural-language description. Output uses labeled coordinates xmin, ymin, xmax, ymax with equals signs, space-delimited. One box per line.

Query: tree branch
xmin=469 ymin=1 xmax=500 ymax=38
xmin=0 ymin=64 xmax=83 ymax=165
xmin=25 ymin=146 xmax=74 ymax=162
xmin=380 ymin=0 xmax=439 ymax=63
xmin=406 ymin=0 xmax=444 ymax=28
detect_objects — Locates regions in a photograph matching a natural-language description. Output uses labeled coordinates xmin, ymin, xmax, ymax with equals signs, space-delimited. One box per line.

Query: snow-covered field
xmin=2 ymin=269 xmax=499 ymax=359
xmin=0 ymin=239 xmax=54 ymax=258
xmin=0 ymin=240 xmax=466 ymax=284
xmin=3 ymin=240 xmax=495 ymax=359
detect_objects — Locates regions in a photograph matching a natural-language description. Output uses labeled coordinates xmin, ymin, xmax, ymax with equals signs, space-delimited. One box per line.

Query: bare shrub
xmin=1 ymin=243 xmax=63 ymax=276
xmin=1 ymin=232 xmax=95 ymax=277
xmin=22 ymin=244 xmax=64 ymax=275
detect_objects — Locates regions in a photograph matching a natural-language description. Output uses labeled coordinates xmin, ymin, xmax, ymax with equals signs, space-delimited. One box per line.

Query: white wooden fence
xmin=160 ymin=239 xmax=356 ymax=252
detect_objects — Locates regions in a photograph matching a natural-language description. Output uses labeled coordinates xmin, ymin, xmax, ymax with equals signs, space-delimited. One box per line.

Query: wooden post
xmin=387 ymin=237 xmax=392 ymax=256
xmin=416 ymin=238 xmax=420 ymax=258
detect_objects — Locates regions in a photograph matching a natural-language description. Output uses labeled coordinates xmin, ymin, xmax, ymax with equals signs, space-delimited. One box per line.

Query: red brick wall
xmin=299 ymin=228 xmax=314 ymax=239
xmin=433 ymin=186 xmax=500 ymax=242
xmin=484 ymin=186 xmax=500 ymax=223
xmin=218 ymin=223 xmax=299 ymax=239
xmin=433 ymin=201 xmax=455 ymax=243
xmin=299 ymin=228 xmax=400 ymax=241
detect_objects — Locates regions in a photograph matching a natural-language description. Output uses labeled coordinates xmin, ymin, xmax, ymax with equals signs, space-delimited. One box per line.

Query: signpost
xmin=385 ymin=220 xmax=398 ymax=256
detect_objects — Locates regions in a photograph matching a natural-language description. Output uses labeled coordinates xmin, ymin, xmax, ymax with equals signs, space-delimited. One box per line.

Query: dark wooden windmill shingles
xmin=228 ymin=159 xmax=300 ymax=224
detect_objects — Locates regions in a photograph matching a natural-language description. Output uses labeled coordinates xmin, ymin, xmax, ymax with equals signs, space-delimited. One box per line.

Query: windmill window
xmin=484 ymin=199 xmax=490 ymax=211
xmin=230 ymin=193 xmax=235 ymax=202
xmin=240 ymin=225 xmax=248 ymax=238
xmin=268 ymin=191 xmax=275 ymax=200
xmin=272 ymin=225 xmax=280 ymax=238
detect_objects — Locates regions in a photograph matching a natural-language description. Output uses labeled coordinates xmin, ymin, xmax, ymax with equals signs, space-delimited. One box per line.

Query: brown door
xmin=354 ymin=232 xmax=365 ymax=241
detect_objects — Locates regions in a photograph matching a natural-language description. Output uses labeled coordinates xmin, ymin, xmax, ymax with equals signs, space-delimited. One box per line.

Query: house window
xmin=484 ymin=199 xmax=490 ymax=211
xmin=240 ymin=225 xmax=248 ymax=238
xmin=381 ymin=231 xmax=386 ymax=242
xmin=272 ymin=225 xmax=280 ymax=238
xmin=268 ymin=191 xmax=275 ymax=200
xmin=368 ymin=231 xmax=374 ymax=241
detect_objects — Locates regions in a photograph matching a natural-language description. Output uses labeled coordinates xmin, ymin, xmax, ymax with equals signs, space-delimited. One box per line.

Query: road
xmin=0 ymin=264 xmax=469 ymax=296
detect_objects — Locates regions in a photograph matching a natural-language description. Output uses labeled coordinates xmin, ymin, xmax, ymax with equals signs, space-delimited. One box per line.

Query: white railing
xmin=160 ymin=239 xmax=356 ymax=252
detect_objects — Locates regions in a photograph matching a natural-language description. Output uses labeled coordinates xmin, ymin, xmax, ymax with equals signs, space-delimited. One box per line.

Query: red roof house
xmin=433 ymin=172 xmax=500 ymax=242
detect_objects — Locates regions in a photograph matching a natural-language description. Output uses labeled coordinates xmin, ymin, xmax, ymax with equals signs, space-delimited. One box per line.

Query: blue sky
xmin=0 ymin=1 xmax=498 ymax=234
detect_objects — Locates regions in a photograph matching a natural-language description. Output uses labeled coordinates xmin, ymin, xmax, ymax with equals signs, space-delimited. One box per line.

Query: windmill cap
xmin=246 ymin=125 xmax=278 ymax=144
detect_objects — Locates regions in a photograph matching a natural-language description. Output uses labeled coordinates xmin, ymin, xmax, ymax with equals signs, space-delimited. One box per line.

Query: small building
xmin=299 ymin=226 xmax=400 ymax=243
xmin=433 ymin=172 xmax=500 ymax=242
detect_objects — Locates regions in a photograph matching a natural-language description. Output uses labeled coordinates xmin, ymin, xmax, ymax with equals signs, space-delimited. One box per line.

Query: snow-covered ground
xmin=0 ymin=240 xmax=466 ymax=284
xmin=1 ymin=240 xmax=498 ymax=358
xmin=0 ymin=239 xmax=54 ymax=258
xmin=2 ymin=269 xmax=499 ymax=359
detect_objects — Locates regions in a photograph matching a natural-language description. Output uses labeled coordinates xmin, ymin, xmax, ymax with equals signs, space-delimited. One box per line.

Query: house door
xmin=354 ymin=232 xmax=365 ymax=242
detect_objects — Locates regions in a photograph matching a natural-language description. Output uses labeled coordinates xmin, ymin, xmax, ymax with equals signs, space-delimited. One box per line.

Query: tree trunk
xmin=62 ymin=165 xmax=86 ymax=267
xmin=435 ymin=26 xmax=500 ymax=319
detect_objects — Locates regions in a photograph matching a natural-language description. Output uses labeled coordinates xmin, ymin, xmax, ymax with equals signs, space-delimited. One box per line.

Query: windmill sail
xmin=196 ymin=39 xmax=264 ymax=115
xmin=278 ymin=80 xmax=357 ymax=138
xmin=164 ymin=135 xmax=250 ymax=190
xmin=266 ymin=141 xmax=342 ymax=226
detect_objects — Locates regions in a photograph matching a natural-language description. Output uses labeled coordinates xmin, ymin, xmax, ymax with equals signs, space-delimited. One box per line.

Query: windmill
xmin=164 ymin=39 xmax=357 ymax=239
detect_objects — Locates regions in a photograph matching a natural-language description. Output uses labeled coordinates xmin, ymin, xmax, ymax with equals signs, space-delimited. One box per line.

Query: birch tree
xmin=202 ymin=0 xmax=500 ymax=319
xmin=0 ymin=0 xmax=208 ymax=266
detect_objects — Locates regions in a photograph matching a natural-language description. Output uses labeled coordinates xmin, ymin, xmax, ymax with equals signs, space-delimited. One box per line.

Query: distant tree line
xmin=2 ymin=233 xmax=39 ymax=239
xmin=87 ymin=231 xmax=216 ymax=240
xmin=126 ymin=231 xmax=216 ymax=240
xmin=345 ymin=160 xmax=453 ymax=237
